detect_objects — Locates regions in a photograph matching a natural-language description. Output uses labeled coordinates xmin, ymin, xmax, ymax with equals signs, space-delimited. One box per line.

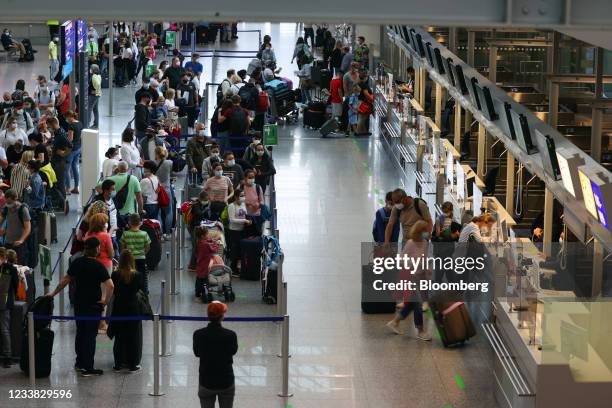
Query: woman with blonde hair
xmin=154 ymin=146 xmax=174 ymax=238
xmin=10 ymin=150 xmax=35 ymax=200
xmin=386 ymin=220 xmax=432 ymax=340
xmin=72 ymin=200 xmax=109 ymax=256
xmin=459 ymin=213 xmax=496 ymax=243
xmin=109 ymin=249 xmax=144 ymax=372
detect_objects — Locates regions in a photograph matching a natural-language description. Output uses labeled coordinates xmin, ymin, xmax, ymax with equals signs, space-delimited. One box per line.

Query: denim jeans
xmin=399 ymin=302 xmax=424 ymax=329
xmin=198 ymin=384 xmax=235 ymax=408
xmin=0 ymin=309 xmax=11 ymax=359
xmin=65 ymin=146 xmax=81 ymax=191
xmin=143 ymin=204 xmax=159 ymax=222
xmin=88 ymin=96 xmax=100 ymax=127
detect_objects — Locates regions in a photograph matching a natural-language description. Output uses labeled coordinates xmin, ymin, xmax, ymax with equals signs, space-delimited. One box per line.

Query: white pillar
xmin=81 ymin=129 xmax=100 ymax=207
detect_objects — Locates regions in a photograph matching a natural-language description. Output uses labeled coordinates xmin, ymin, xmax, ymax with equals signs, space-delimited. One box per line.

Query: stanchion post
xmin=58 ymin=251 xmax=65 ymax=318
xmin=179 ymin=197 xmax=186 ymax=249
xmin=27 ymin=312 xmax=35 ymax=388
xmin=149 ymin=314 xmax=165 ymax=396
xmin=173 ymin=224 xmax=181 ymax=294
xmin=276 ymin=254 xmax=284 ymax=316
xmin=282 ymin=281 xmax=288 ymax=316
xmin=278 ymin=315 xmax=293 ymax=398
xmin=170 ymin=228 xmax=177 ymax=295
xmin=160 ymin=280 xmax=171 ymax=357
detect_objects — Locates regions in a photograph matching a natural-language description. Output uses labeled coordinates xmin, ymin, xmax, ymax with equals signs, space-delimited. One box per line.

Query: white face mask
xmin=211 ymin=151 xmax=219 ymax=158
xmin=198 ymin=130 xmax=206 ymax=137
xmin=256 ymin=150 xmax=264 ymax=157
xmin=9 ymin=123 xmax=17 ymax=129
xmin=394 ymin=203 xmax=404 ymax=210
xmin=239 ymin=197 xmax=246 ymax=204
xmin=227 ymin=159 xmax=235 ymax=167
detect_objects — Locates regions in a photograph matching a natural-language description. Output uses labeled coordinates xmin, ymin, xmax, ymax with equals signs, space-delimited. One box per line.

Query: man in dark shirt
xmin=47 ymin=237 xmax=114 ymax=377
xmin=221 ymin=151 xmax=244 ymax=190
xmin=162 ymin=56 xmax=185 ymax=90
xmin=48 ymin=117 xmax=72 ymax=213
xmin=175 ymin=72 xmax=197 ymax=127
xmin=134 ymin=93 xmax=152 ymax=139
xmin=193 ymin=301 xmax=238 ymax=408
xmin=219 ymin=95 xmax=250 ymax=137
xmin=134 ymin=76 xmax=158 ymax=104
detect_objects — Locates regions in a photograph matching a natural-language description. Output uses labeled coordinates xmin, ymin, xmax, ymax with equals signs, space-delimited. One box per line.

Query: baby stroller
xmin=200 ymin=220 xmax=226 ymax=260
xmin=202 ymin=255 xmax=235 ymax=303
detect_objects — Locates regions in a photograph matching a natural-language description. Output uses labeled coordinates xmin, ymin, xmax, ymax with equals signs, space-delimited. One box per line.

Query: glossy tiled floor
xmin=0 ymin=23 xmax=498 ymax=408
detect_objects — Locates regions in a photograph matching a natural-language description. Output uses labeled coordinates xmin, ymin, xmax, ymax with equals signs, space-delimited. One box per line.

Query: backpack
xmin=256 ymin=91 xmax=269 ymax=113
xmin=371 ymin=207 xmax=390 ymax=242
xmin=228 ymin=107 xmax=248 ymax=136
xmin=181 ymin=201 xmax=196 ymax=227
xmin=2 ymin=203 xmax=38 ymax=268
xmin=216 ymin=79 xmax=231 ymax=106
xmin=238 ymin=85 xmax=257 ymax=111
xmin=113 ymin=174 xmax=131 ymax=210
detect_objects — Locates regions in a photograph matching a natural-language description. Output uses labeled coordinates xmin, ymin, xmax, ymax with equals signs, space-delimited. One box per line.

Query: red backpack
xmin=256 ymin=91 xmax=269 ymax=113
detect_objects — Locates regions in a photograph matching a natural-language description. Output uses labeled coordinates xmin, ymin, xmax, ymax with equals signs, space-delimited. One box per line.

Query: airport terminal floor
xmin=0 ymin=23 xmax=498 ymax=407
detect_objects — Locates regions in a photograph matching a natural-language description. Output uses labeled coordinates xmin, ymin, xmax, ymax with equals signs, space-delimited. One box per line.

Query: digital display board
xmin=473 ymin=183 xmax=482 ymax=216
xmin=76 ymin=20 xmax=87 ymax=52
xmin=578 ymin=169 xmax=598 ymax=219
xmin=590 ymin=181 xmax=609 ymax=230
xmin=60 ymin=20 xmax=74 ymax=78
xmin=446 ymin=151 xmax=454 ymax=185
xmin=456 ymin=163 xmax=465 ymax=200
xmin=556 ymin=152 xmax=576 ymax=197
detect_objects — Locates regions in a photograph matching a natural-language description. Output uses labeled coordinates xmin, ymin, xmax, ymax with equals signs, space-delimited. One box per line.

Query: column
xmin=543 ymin=188 xmax=553 ymax=257
xmin=505 ymin=152 xmax=515 ymax=214
xmin=477 ymin=123 xmax=486 ymax=178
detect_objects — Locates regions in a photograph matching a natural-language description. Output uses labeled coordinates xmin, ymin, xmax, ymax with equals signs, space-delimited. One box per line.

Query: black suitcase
xmin=306 ymin=101 xmax=326 ymax=112
xmin=303 ymin=109 xmax=326 ymax=129
xmin=262 ymin=267 xmax=277 ymax=304
xmin=141 ymin=222 xmax=162 ymax=270
xmin=319 ymin=69 xmax=332 ymax=90
xmin=38 ymin=211 xmax=58 ymax=245
xmin=320 ymin=118 xmax=340 ymax=137
xmin=101 ymin=71 xmax=109 ymax=89
xmin=338 ymin=100 xmax=349 ymax=131
xmin=240 ymin=236 xmax=263 ymax=280
xmin=11 ymin=301 xmax=28 ymax=360
xmin=20 ymin=328 xmax=54 ymax=378
xmin=430 ymin=301 xmax=476 ymax=347
xmin=361 ymin=301 xmax=396 ymax=314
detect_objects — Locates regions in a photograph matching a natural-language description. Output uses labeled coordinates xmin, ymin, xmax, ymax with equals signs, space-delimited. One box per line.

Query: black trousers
xmin=304 ymin=28 xmax=315 ymax=48
xmin=227 ymin=229 xmax=244 ymax=274
xmin=74 ymin=306 xmax=102 ymax=370
xmin=135 ymin=259 xmax=149 ymax=295
xmin=113 ymin=320 xmax=142 ymax=368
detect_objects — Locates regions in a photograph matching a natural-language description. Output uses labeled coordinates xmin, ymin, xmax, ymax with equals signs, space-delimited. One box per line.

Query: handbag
xmin=155 ymin=181 xmax=170 ymax=208
xmin=358 ymin=101 xmax=373 ymax=115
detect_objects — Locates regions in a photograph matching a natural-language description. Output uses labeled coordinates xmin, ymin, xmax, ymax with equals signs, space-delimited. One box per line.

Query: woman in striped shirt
xmin=203 ymin=162 xmax=234 ymax=221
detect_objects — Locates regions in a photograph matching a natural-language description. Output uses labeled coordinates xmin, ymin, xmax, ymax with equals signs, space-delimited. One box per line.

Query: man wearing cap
xmin=193 ymin=301 xmax=238 ymax=407
xmin=139 ymin=126 xmax=165 ymax=161
xmin=184 ymin=53 xmax=203 ymax=76
xmin=47 ymin=237 xmax=114 ymax=377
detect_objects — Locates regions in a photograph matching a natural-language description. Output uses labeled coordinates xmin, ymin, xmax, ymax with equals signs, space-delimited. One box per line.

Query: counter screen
xmin=578 ymin=170 xmax=598 ymax=219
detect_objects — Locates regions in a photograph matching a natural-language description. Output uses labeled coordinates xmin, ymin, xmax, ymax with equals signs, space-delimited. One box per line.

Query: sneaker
xmin=112 ymin=366 xmax=122 ymax=372
xmin=128 ymin=365 xmax=142 ymax=373
xmin=81 ymin=369 xmax=104 ymax=377
xmin=416 ymin=330 xmax=432 ymax=341
xmin=71 ymin=188 xmax=79 ymax=194
xmin=386 ymin=320 xmax=402 ymax=335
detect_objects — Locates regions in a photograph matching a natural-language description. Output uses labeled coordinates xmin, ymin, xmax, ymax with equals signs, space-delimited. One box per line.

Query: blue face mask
xmin=214 ymin=170 xmax=223 ymax=177
xmin=111 ymin=191 xmax=117 ymax=198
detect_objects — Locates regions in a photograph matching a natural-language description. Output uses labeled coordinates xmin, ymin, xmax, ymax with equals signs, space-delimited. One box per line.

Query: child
xmin=348 ymin=84 xmax=361 ymax=135
xmin=120 ymin=213 xmax=151 ymax=294
xmin=0 ymin=247 xmax=18 ymax=368
xmin=194 ymin=226 xmax=219 ymax=302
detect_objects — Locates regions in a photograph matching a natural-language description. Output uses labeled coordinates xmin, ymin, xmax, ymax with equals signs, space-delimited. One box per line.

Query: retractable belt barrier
xmin=27 ymin=312 xmax=291 ymax=398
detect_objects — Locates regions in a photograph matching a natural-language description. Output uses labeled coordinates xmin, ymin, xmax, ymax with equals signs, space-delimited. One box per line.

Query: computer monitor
xmin=401 ymin=26 xmax=410 ymax=43
xmin=534 ymin=129 xmax=562 ymax=181
xmin=510 ymin=110 xmax=538 ymax=154
xmin=453 ymin=65 xmax=469 ymax=95
xmin=415 ymin=33 xmax=426 ymax=57
xmin=469 ymin=77 xmax=482 ymax=110
xmin=433 ymin=48 xmax=446 ymax=75
xmin=499 ymin=219 xmax=508 ymax=242
xmin=425 ymin=42 xmax=435 ymax=67
xmin=445 ymin=57 xmax=456 ymax=87
xmin=409 ymin=28 xmax=418 ymax=52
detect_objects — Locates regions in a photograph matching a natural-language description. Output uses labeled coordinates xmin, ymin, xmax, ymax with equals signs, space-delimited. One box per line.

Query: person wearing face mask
xmin=372 ymin=192 xmax=400 ymax=244
xmin=433 ymin=202 xmax=454 ymax=241
xmin=354 ymin=36 xmax=370 ymax=69
xmin=140 ymin=160 xmax=160 ymax=221
xmin=87 ymin=64 xmax=102 ymax=129
xmin=24 ymin=159 xmax=45 ymax=211
xmin=49 ymin=35 xmax=59 ymax=80
xmin=458 ymin=214 xmax=496 ymax=244
xmin=22 ymin=98 xmax=40 ymax=126
xmin=10 ymin=148 xmax=33 ymax=200
xmin=162 ymin=57 xmax=185 ymax=90
xmin=202 ymin=142 xmax=221 ymax=182
xmin=187 ymin=190 xmax=213 ymax=271
xmin=186 ymin=123 xmax=210 ymax=182
xmin=242 ymin=169 xmax=265 ymax=235
xmin=1 ymin=29 xmax=26 ymax=60
xmin=176 ymin=73 xmax=197 ymax=128
xmin=154 ymin=146 xmax=174 ymax=239
xmin=2 ymin=104 xmax=33 ymax=133
xmin=204 ymin=162 xmax=234 ymax=221
xmin=134 ymin=94 xmax=152 ymax=140
xmin=139 ymin=126 xmax=165 ymax=162
xmin=385 ymin=221 xmax=432 ymax=340
xmin=246 ymin=143 xmax=276 ymax=194
xmin=1 ymin=117 xmax=28 ymax=150
xmin=221 ymin=152 xmax=244 ymax=190
xmin=384 ymin=188 xmax=433 ymax=247
xmin=260 ymin=43 xmax=277 ymax=68
xmin=48 ymin=117 xmax=72 ymax=209
xmin=242 ymin=133 xmax=267 ymax=163
xmin=102 ymin=147 xmax=121 ymax=177
xmin=35 ymin=79 xmax=56 ymax=112
xmin=134 ymin=77 xmax=156 ymax=104
xmin=64 ymin=110 xmax=83 ymax=194
xmin=227 ymin=190 xmax=252 ymax=275
xmin=0 ymin=189 xmax=32 ymax=266
xmin=6 ymin=138 xmax=30 ymax=167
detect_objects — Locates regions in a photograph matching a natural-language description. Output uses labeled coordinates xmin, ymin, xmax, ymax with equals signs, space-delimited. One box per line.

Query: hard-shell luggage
xmin=185 ymin=172 xmax=203 ymax=201
xmin=320 ymin=118 xmax=340 ymax=137
xmin=141 ymin=219 xmax=162 ymax=270
xmin=280 ymin=77 xmax=293 ymax=90
xmin=20 ymin=328 xmax=54 ymax=378
xmin=432 ymin=301 xmax=476 ymax=347
xmin=38 ymin=211 xmax=58 ymax=245
xmin=303 ymin=109 xmax=326 ymax=129
xmin=10 ymin=301 xmax=28 ymax=360
xmin=239 ymin=236 xmax=263 ymax=281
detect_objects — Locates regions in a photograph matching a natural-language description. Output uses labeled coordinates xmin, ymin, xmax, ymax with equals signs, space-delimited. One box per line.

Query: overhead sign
xmin=578 ymin=169 xmax=598 ymax=220
xmin=76 ymin=20 xmax=87 ymax=52
xmin=590 ymin=181 xmax=609 ymax=230
xmin=60 ymin=20 xmax=74 ymax=79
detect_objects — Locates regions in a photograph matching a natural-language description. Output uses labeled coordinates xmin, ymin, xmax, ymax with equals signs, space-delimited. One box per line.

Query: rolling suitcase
xmin=20 ymin=328 xmax=54 ymax=378
xmin=319 ymin=69 xmax=332 ymax=91
xmin=320 ymin=118 xmax=340 ymax=137
xmin=38 ymin=211 xmax=58 ymax=245
xmin=432 ymin=301 xmax=476 ymax=347
xmin=10 ymin=301 xmax=28 ymax=361
xmin=303 ymin=109 xmax=326 ymax=129
xmin=240 ymin=236 xmax=263 ymax=281
xmin=185 ymin=172 xmax=203 ymax=201
xmin=141 ymin=219 xmax=162 ymax=270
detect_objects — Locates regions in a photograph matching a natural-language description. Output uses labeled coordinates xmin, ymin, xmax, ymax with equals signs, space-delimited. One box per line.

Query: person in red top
xmin=329 ymin=70 xmax=344 ymax=120
xmin=218 ymin=94 xmax=251 ymax=137
xmin=194 ymin=226 xmax=219 ymax=302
